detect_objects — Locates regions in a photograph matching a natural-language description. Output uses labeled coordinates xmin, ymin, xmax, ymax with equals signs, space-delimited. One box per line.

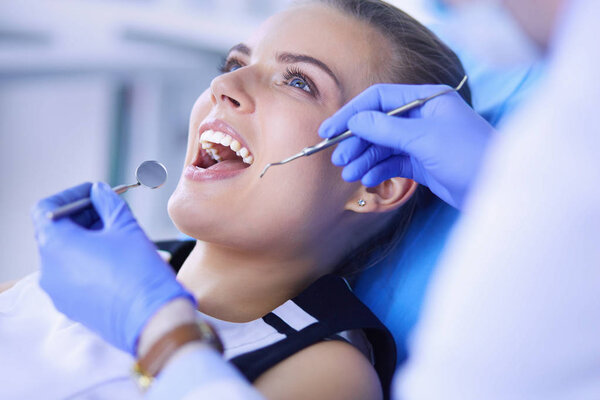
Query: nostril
xmin=222 ymin=95 xmax=241 ymax=107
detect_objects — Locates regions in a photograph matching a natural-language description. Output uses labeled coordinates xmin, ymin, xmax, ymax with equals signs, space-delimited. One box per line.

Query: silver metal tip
xmin=259 ymin=152 xmax=305 ymax=179
xmin=259 ymin=164 xmax=273 ymax=178
xmin=456 ymin=75 xmax=468 ymax=91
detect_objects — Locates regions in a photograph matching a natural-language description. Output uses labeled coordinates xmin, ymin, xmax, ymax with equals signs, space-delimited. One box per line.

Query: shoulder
xmin=254 ymin=339 xmax=382 ymax=400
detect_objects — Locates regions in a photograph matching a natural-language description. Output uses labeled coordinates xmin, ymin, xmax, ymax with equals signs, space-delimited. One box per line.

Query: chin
xmin=167 ymin=188 xmax=203 ymax=240
xmin=167 ymin=186 xmax=241 ymax=245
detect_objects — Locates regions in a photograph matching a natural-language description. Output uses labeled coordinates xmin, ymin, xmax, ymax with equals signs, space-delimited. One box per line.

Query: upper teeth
xmin=200 ymin=130 xmax=254 ymax=165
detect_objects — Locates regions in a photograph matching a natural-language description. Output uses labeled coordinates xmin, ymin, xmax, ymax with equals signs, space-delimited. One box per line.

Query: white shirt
xmin=397 ymin=0 xmax=600 ymax=398
xmin=0 ymin=273 xmax=140 ymax=399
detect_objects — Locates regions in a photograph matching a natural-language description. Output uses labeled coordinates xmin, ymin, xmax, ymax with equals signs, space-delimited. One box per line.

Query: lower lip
xmin=183 ymin=165 xmax=247 ymax=182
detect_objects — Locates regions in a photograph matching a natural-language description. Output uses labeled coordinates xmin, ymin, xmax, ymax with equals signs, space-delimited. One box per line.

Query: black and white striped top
xmin=158 ymin=240 xmax=397 ymax=399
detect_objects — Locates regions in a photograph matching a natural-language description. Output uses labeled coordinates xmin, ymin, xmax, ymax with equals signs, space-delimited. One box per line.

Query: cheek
xmin=190 ymin=90 xmax=212 ymax=126
xmin=257 ymin=96 xmax=332 ymax=160
xmin=183 ymin=91 xmax=212 ymax=163
xmin=252 ymin=152 xmax=354 ymax=254
xmin=251 ymin=103 xmax=353 ymax=238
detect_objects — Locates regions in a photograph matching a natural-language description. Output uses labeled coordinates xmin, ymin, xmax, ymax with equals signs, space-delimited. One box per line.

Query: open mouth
xmin=193 ymin=129 xmax=254 ymax=172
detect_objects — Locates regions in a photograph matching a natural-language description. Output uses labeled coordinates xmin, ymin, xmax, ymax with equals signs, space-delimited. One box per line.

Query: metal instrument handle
xmin=46 ymin=182 xmax=140 ymax=220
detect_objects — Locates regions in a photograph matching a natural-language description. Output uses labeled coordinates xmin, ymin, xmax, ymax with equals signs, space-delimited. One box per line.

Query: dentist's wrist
xmin=137 ymin=297 xmax=198 ymax=359
xmin=133 ymin=297 xmax=223 ymax=391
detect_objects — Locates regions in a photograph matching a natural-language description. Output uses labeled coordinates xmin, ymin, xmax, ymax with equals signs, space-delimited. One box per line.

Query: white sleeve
xmin=145 ymin=345 xmax=265 ymax=400
xmin=396 ymin=0 xmax=600 ymax=399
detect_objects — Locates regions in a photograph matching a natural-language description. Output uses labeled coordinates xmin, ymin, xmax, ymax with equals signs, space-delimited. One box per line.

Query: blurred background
xmin=0 ymin=0 xmax=431 ymax=282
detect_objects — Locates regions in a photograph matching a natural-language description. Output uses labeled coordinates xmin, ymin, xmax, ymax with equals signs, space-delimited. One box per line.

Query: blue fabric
xmin=354 ymin=198 xmax=458 ymax=366
xmin=456 ymin=55 xmax=545 ymax=127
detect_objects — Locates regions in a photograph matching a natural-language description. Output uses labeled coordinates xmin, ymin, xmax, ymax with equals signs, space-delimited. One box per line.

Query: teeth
xmin=220 ymin=136 xmax=232 ymax=146
xmin=200 ymin=130 xmax=213 ymax=141
xmin=212 ymin=131 xmax=225 ymax=142
xmin=206 ymin=148 xmax=222 ymax=162
xmin=230 ymin=140 xmax=241 ymax=151
xmin=199 ymin=130 xmax=253 ymax=165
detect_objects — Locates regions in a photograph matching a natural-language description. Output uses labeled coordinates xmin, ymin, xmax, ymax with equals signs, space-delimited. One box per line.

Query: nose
xmin=210 ymin=70 xmax=256 ymax=114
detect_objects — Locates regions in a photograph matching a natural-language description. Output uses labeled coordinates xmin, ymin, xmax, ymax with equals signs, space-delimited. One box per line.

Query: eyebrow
xmin=227 ymin=43 xmax=341 ymax=89
xmin=228 ymin=43 xmax=251 ymax=56
xmin=277 ymin=52 xmax=341 ymax=88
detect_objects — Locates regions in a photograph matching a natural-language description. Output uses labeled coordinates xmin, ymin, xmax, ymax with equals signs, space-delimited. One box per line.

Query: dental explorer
xmin=46 ymin=160 xmax=168 ymax=220
xmin=259 ymin=75 xmax=468 ymax=178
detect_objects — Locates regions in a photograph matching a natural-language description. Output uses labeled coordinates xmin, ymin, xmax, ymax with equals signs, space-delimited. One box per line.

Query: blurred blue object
xmin=456 ymin=53 xmax=545 ymax=127
xmin=354 ymin=9 xmax=545 ymax=366
xmin=426 ymin=0 xmax=546 ymax=125
xmin=354 ymin=197 xmax=459 ymax=365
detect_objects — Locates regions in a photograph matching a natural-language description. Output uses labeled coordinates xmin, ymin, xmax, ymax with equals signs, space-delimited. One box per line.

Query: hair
xmin=299 ymin=0 xmax=472 ymax=278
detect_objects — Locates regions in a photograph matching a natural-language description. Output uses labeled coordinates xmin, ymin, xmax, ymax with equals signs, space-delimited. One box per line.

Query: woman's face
xmin=168 ymin=4 xmax=390 ymax=261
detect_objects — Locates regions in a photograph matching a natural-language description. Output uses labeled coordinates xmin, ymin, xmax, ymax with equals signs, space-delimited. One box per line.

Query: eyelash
xmin=218 ymin=57 xmax=318 ymax=97
xmin=218 ymin=56 xmax=244 ymax=74
xmin=282 ymin=66 xmax=316 ymax=96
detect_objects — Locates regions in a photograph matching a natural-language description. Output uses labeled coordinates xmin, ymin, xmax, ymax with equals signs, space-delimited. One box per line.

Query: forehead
xmin=246 ymin=4 xmax=389 ymax=101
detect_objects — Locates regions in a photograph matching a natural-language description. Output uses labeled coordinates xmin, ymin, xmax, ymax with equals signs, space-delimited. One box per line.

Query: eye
xmin=229 ymin=63 xmax=242 ymax=72
xmin=219 ymin=57 xmax=244 ymax=74
xmin=283 ymin=67 xmax=315 ymax=95
xmin=288 ymin=77 xmax=310 ymax=92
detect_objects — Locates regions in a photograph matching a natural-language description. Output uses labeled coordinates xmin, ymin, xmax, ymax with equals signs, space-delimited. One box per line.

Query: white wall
xmin=0 ymin=0 xmax=263 ymax=282
xmin=0 ymin=77 xmax=114 ymax=281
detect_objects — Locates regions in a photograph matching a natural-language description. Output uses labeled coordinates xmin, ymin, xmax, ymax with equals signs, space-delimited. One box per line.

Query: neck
xmin=176 ymin=241 xmax=324 ymax=322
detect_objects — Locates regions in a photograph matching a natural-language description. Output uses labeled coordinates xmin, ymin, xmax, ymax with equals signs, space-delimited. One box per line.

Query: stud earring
xmin=357 ymin=199 xmax=366 ymax=207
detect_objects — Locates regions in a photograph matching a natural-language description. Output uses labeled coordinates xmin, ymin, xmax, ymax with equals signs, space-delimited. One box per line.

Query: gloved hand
xmin=319 ymin=83 xmax=494 ymax=209
xmin=31 ymin=182 xmax=196 ymax=356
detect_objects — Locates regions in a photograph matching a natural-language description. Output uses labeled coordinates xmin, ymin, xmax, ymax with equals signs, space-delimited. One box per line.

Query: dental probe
xmin=259 ymin=75 xmax=468 ymax=178
xmin=46 ymin=160 xmax=168 ymax=220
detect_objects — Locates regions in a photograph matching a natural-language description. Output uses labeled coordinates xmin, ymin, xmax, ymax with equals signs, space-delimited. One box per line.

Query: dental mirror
xmin=134 ymin=160 xmax=168 ymax=189
xmin=46 ymin=160 xmax=168 ymax=220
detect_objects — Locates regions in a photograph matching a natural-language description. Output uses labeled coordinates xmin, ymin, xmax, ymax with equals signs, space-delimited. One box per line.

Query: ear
xmin=345 ymin=178 xmax=418 ymax=213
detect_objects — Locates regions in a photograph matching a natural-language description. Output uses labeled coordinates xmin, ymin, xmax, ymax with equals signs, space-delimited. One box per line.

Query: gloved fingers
xmin=331 ymin=136 xmax=370 ymax=166
xmin=90 ymin=182 xmax=137 ymax=230
xmin=361 ymin=155 xmax=413 ymax=187
xmin=32 ymin=210 xmax=89 ymax=248
xmin=341 ymin=145 xmax=394 ymax=182
xmin=347 ymin=111 xmax=438 ymax=152
xmin=32 ymin=182 xmax=93 ymax=217
xmin=31 ymin=182 xmax=95 ymax=240
xmin=319 ymin=83 xmax=452 ymax=139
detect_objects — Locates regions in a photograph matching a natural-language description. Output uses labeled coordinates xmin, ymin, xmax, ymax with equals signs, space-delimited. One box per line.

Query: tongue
xmin=207 ymin=159 xmax=248 ymax=171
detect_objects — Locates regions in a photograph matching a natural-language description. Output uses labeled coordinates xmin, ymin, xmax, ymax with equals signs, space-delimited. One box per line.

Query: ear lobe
xmin=345 ymin=178 xmax=418 ymax=213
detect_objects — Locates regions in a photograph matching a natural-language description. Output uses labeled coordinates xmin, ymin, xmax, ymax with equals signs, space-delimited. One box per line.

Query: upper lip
xmin=197 ymin=118 xmax=253 ymax=155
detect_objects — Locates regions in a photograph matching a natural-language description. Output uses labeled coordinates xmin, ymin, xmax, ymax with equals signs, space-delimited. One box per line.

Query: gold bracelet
xmin=131 ymin=320 xmax=223 ymax=391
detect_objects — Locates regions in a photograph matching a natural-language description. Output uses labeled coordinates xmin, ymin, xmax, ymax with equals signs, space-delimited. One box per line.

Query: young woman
xmin=0 ymin=1 xmax=470 ymax=399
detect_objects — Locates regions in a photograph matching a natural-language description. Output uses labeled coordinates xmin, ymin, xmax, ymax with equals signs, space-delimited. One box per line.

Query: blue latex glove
xmin=319 ymin=84 xmax=494 ymax=209
xmin=31 ymin=182 xmax=196 ymax=355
